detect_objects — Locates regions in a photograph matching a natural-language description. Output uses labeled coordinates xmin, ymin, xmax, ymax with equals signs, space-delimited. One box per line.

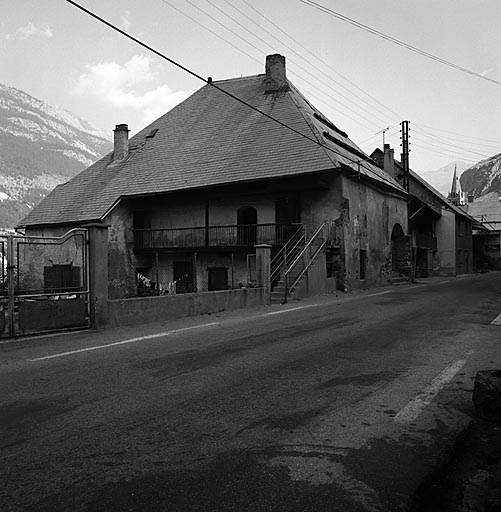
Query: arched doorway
xmin=237 ymin=206 xmax=257 ymax=245
xmin=391 ymin=223 xmax=406 ymax=272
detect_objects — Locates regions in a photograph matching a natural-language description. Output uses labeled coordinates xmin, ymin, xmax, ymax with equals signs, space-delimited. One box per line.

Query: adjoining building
xmin=372 ymin=145 xmax=474 ymax=277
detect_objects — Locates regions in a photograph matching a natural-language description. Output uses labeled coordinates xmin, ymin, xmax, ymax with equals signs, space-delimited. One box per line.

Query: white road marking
xmin=394 ymin=357 xmax=470 ymax=424
xmin=491 ymin=313 xmax=501 ymax=325
xmin=439 ymin=280 xmax=451 ymax=284
xmin=29 ymin=323 xmax=219 ymax=362
xmin=367 ymin=291 xmax=392 ymax=297
xmin=265 ymin=304 xmax=320 ymax=316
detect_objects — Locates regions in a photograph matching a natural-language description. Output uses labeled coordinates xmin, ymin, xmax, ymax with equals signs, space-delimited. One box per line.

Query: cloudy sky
xmin=2 ymin=0 xmax=501 ymax=174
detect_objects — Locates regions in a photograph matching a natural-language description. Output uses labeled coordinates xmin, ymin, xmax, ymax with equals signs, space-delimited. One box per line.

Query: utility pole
xmin=400 ymin=120 xmax=414 ymax=281
xmin=400 ymin=120 xmax=410 ymax=193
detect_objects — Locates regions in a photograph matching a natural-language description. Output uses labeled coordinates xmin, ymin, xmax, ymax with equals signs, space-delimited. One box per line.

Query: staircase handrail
xmin=284 ymin=222 xmax=328 ymax=299
xmin=270 ymin=224 xmax=304 ymax=283
xmin=284 ymin=222 xmax=327 ymax=279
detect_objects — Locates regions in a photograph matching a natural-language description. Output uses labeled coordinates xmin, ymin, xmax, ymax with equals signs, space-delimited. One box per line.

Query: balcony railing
xmin=133 ymin=224 xmax=302 ymax=250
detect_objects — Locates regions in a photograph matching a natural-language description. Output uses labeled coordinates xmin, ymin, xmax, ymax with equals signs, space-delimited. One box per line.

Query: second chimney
xmin=265 ymin=54 xmax=289 ymax=93
xmin=113 ymin=123 xmax=129 ymax=162
xmin=383 ymin=144 xmax=397 ymax=181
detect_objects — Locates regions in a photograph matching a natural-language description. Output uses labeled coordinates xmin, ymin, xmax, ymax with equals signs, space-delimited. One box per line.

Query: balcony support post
xmin=255 ymin=244 xmax=272 ymax=305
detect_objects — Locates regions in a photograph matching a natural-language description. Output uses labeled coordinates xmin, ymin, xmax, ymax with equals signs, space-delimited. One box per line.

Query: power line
xmin=412 ymin=128 xmax=495 ymax=158
xmin=239 ymin=0 xmax=405 ymax=123
xmin=412 ymin=134 xmax=491 ymax=160
xmin=159 ymin=0 xmax=262 ymax=66
xmin=219 ymin=0 xmax=400 ymax=125
xmin=411 ymin=143 xmax=480 ymax=164
xmin=412 ymin=122 xmax=501 ymax=146
xmin=301 ymin=0 xmax=501 ymax=86
xmin=169 ymin=0 xmax=492 ymax=167
xmin=185 ymin=0 xmax=385 ymax=129
xmin=65 ymin=0 xmax=404 ymax=193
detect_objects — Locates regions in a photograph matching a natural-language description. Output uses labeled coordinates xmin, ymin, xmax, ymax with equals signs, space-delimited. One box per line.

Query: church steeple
xmin=448 ymin=164 xmax=466 ymax=206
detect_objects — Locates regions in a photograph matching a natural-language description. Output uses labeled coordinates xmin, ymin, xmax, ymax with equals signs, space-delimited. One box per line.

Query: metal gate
xmin=0 ymin=229 xmax=90 ymax=338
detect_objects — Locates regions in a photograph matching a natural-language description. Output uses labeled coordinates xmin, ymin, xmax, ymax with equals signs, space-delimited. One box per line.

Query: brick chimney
xmin=113 ymin=123 xmax=129 ymax=162
xmin=265 ymin=54 xmax=289 ymax=93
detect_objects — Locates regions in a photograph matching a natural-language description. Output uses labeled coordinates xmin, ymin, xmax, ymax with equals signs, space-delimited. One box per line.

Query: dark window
xmin=326 ymin=248 xmax=341 ymax=279
xmin=359 ymin=249 xmax=367 ymax=280
xmin=173 ymin=261 xmax=194 ymax=293
xmin=133 ymin=211 xmax=151 ymax=229
xmin=208 ymin=267 xmax=228 ymax=291
xmin=237 ymin=206 xmax=257 ymax=245
xmin=44 ymin=264 xmax=80 ymax=293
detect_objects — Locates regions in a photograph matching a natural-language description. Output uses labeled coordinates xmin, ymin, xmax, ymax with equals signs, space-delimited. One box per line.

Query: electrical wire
xmin=218 ymin=0 xmax=401 ymax=126
xmin=411 ymin=143 xmax=481 ymax=163
xmin=239 ymin=0 xmax=404 ymax=122
xmin=181 ymin=0 xmax=384 ymax=129
xmin=65 ymin=0 xmax=405 ymax=192
xmin=412 ymin=133 xmax=492 ymax=159
xmin=300 ymin=0 xmax=501 ymax=86
xmin=159 ymin=0 xmax=262 ymax=67
xmin=413 ymin=123 xmax=501 ymax=148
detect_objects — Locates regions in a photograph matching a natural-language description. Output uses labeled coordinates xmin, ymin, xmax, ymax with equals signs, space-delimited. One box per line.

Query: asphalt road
xmin=1 ymin=272 xmax=501 ymax=512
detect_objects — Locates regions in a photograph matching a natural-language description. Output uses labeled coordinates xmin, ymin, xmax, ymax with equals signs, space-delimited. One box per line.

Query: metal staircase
xmin=270 ymin=222 xmax=329 ymax=304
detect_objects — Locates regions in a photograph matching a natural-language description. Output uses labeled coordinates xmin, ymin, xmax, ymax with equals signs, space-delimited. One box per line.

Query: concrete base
xmin=107 ymin=288 xmax=265 ymax=328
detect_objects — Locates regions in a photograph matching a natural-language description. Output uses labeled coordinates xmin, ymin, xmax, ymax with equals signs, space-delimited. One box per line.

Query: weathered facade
xmin=19 ymin=54 xmax=408 ymax=315
xmin=372 ymin=145 xmax=474 ymax=277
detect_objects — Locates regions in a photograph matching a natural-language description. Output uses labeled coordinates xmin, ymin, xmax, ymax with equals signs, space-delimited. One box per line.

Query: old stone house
xmin=19 ymin=54 xmax=408 ymax=307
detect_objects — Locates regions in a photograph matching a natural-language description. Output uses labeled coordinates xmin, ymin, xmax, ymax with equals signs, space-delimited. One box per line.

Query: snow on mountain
xmin=416 ymin=161 xmax=470 ymax=196
xmin=0 ymin=82 xmax=112 ymax=228
xmin=460 ymin=154 xmax=501 ymax=198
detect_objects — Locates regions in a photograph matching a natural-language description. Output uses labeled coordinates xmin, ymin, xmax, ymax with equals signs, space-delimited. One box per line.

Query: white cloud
xmin=6 ymin=22 xmax=53 ymax=40
xmin=121 ymin=10 xmax=132 ymax=30
xmin=72 ymin=55 xmax=190 ymax=127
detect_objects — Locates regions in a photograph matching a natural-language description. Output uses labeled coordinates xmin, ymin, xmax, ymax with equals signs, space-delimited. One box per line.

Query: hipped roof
xmin=20 ymin=72 xmax=405 ymax=228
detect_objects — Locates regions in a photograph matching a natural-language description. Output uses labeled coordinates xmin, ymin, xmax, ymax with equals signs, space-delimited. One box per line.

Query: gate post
xmin=7 ymin=236 xmax=15 ymax=338
xmin=85 ymin=224 xmax=109 ymax=329
xmin=255 ymin=244 xmax=272 ymax=305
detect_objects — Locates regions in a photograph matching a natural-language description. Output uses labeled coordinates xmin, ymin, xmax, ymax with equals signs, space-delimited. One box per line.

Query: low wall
xmin=107 ymin=287 xmax=265 ymax=327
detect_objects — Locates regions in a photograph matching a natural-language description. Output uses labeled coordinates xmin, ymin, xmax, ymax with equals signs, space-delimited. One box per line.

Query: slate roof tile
xmin=20 ymin=72 xmax=404 ymax=227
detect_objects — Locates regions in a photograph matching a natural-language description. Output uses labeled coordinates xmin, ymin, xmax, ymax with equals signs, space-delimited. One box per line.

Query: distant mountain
xmin=0 ymin=83 xmax=112 ymax=229
xmin=460 ymin=153 xmax=501 ymax=198
xmin=416 ymin=161 xmax=470 ymax=196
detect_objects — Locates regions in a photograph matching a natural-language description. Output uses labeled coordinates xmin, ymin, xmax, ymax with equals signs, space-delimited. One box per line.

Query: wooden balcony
xmin=133 ymin=223 xmax=302 ymax=250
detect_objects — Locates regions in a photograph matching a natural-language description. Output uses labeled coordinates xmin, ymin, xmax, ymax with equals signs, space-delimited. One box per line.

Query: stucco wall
xmin=152 ymin=196 xmax=205 ymax=229
xmin=435 ymin=208 xmax=456 ymax=276
xmin=107 ymin=287 xmax=265 ymax=327
xmin=300 ymin=174 xmax=342 ymax=237
xmin=209 ymin=197 xmax=275 ymax=225
xmin=341 ymin=176 xmax=408 ymax=291
xmin=456 ymin=218 xmax=473 ymax=275
xmin=106 ymin=204 xmax=138 ymax=298
xmin=143 ymin=193 xmax=276 ymax=228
